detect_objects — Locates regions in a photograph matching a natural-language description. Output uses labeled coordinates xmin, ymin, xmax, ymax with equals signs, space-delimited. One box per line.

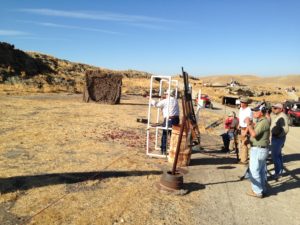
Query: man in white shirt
xmin=151 ymin=89 xmax=180 ymax=154
xmin=238 ymin=97 xmax=253 ymax=164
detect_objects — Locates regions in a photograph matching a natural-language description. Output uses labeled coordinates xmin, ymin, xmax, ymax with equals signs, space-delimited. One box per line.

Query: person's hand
xmin=151 ymin=99 xmax=156 ymax=106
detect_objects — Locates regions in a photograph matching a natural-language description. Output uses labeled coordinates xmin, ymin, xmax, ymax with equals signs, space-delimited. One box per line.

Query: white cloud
xmin=0 ymin=29 xmax=29 ymax=36
xmin=18 ymin=8 xmax=179 ymax=24
xmin=14 ymin=36 xmax=70 ymax=41
xmin=18 ymin=20 xmax=121 ymax=35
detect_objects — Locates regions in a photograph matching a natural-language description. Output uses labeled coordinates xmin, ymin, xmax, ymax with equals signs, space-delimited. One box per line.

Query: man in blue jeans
xmin=244 ymin=105 xmax=270 ymax=198
xmin=270 ymin=103 xmax=289 ymax=180
xmin=151 ymin=89 xmax=180 ymax=155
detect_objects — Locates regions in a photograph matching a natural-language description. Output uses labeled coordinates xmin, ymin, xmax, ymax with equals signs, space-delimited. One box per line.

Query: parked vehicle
xmin=195 ymin=94 xmax=213 ymax=108
xmin=283 ymin=100 xmax=300 ymax=126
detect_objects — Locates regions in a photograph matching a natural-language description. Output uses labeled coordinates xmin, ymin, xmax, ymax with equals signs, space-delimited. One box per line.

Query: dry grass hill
xmin=199 ymin=74 xmax=300 ymax=89
xmin=0 ymin=41 xmax=299 ymax=102
xmin=0 ymin=42 xmax=152 ymax=94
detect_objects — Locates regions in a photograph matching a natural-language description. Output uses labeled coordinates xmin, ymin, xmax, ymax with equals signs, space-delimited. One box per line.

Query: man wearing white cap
xmin=270 ymin=103 xmax=289 ymax=180
xmin=151 ymin=89 xmax=180 ymax=155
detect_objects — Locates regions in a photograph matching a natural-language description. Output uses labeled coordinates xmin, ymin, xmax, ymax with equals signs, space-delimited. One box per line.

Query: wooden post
xmin=172 ymin=116 xmax=186 ymax=175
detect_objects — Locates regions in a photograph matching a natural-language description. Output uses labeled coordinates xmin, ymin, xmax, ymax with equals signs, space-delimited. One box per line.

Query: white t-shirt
xmin=152 ymin=97 xmax=179 ymax=118
xmin=239 ymin=107 xmax=253 ymax=128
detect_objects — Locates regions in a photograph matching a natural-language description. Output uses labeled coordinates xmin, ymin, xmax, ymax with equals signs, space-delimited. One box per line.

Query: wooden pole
xmin=172 ymin=116 xmax=186 ymax=175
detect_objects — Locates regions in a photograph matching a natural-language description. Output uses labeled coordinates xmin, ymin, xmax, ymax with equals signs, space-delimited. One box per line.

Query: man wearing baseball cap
xmin=270 ymin=102 xmax=289 ymax=180
xmin=244 ymin=104 xmax=270 ymax=198
xmin=221 ymin=111 xmax=239 ymax=153
xmin=238 ymin=96 xmax=253 ymax=164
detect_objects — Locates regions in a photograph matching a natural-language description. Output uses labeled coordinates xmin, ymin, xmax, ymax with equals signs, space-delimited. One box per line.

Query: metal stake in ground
xmin=158 ymin=105 xmax=186 ymax=192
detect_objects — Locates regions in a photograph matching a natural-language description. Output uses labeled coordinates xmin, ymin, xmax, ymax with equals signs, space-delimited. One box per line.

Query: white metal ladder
xmin=146 ymin=75 xmax=178 ymax=158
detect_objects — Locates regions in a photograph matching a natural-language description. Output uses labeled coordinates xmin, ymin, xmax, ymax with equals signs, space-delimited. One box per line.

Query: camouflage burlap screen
xmin=83 ymin=70 xmax=122 ymax=104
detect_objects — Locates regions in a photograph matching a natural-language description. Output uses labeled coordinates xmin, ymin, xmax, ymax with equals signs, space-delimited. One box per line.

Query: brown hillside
xmin=199 ymin=75 xmax=300 ymax=88
xmin=1 ymin=42 xmax=299 ymax=99
xmin=0 ymin=42 xmax=152 ymax=94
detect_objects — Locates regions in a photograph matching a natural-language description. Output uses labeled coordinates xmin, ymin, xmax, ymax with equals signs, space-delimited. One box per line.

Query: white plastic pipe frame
xmin=146 ymin=75 xmax=178 ymax=158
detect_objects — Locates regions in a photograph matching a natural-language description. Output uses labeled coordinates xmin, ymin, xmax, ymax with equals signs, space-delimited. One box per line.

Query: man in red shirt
xmin=221 ymin=111 xmax=239 ymax=152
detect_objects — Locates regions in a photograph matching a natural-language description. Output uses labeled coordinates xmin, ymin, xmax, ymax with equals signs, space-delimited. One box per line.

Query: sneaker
xmin=280 ymin=169 xmax=286 ymax=175
xmin=246 ymin=190 xmax=263 ymax=198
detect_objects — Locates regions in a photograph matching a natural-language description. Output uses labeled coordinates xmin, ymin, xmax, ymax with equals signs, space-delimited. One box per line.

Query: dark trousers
xmin=271 ymin=135 xmax=286 ymax=175
xmin=221 ymin=131 xmax=235 ymax=151
xmin=161 ymin=116 xmax=180 ymax=154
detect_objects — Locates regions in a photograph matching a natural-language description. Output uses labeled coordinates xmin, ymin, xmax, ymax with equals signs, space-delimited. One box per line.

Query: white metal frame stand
xmin=146 ymin=75 xmax=178 ymax=158
xmin=195 ymin=89 xmax=202 ymax=122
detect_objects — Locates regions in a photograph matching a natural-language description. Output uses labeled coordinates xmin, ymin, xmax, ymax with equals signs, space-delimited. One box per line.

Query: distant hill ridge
xmin=0 ymin=42 xmax=153 ymax=92
xmin=0 ymin=42 xmax=299 ymax=93
xmin=199 ymin=74 xmax=300 ymax=88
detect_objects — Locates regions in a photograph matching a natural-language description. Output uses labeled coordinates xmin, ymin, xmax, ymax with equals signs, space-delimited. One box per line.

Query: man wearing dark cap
xmin=244 ymin=105 xmax=270 ymax=198
xmin=270 ymin=103 xmax=289 ymax=180
xmin=238 ymin=97 xmax=253 ymax=164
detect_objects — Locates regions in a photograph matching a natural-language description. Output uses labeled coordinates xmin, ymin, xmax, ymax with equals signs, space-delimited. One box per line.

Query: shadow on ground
xmin=211 ymin=107 xmax=223 ymax=110
xmin=190 ymin=155 xmax=237 ymax=166
xmin=283 ymin=153 xmax=300 ymax=163
xmin=267 ymin=167 xmax=300 ymax=197
xmin=0 ymin=170 xmax=162 ymax=194
xmin=120 ymin=102 xmax=148 ymax=106
xmin=183 ymin=182 xmax=206 ymax=194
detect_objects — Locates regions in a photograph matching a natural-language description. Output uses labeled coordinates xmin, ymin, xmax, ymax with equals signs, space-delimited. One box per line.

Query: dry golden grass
xmin=1 ymin=94 xmax=207 ymax=225
xmin=199 ymin=74 xmax=300 ymax=88
xmin=2 ymin=91 xmax=299 ymax=225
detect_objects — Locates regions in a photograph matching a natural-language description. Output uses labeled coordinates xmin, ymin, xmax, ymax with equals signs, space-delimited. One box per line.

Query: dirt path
xmin=0 ymin=94 xmax=299 ymax=225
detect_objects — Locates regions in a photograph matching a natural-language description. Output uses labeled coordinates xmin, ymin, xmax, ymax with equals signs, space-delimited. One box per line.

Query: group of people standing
xmin=152 ymin=90 xmax=289 ymax=198
xmin=223 ymin=97 xmax=289 ymax=198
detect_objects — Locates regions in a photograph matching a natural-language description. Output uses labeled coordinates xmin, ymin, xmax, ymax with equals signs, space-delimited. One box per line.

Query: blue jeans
xmin=271 ymin=136 xmax=286 ymax=175
xmin=221 ymin=131 xmax=234 ymax=151
xmin=249 ymin=147 xmax=269 ymax=195
xmin=161 ymin=117 xmax=179 ymax=154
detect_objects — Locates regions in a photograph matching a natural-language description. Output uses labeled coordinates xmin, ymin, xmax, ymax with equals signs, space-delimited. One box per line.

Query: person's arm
xmin=249 ymin=109 xmax=253 ymax=120
xmin=150 ymin=99 xmax=157 ymax=106
xmin=282 ymin=114 xmax=289 ymax=134
xmin=153 ymin=99 xmax=166 ymax=108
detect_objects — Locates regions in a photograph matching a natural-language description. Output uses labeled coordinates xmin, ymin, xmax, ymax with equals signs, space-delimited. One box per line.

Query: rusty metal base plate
xmin=155 ymin=182 xmax=188 ymax=195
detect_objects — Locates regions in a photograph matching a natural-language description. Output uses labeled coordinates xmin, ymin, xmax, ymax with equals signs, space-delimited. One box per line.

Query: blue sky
xmin=0 ymin=0 xmax=299 ymax=77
